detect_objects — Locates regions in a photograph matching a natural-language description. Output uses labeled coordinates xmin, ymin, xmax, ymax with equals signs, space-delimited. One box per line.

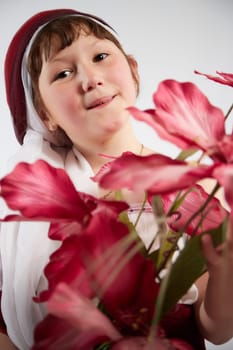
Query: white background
xmin=0 ymin=1 xmax=233 ymax=348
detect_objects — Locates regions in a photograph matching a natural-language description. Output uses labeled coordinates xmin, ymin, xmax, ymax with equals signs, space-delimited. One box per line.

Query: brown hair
xmin=27 ymin=16 xmax=139 ymax=146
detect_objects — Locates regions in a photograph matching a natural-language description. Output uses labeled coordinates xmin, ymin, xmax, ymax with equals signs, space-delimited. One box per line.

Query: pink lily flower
xmin=93 ymin=152 xmax=214 ymax=196
xmin=126 ymin=79 xmax=233 ymax=216
xmin=35 ymin=209 xmax=134 ymax=302
xmin=195 ymin=71 xmax=233 ymax=88
xmin=32 ymin=211 xmax=164 ymax=348
xmin=33 ymin=283 xmax=120 ymax=350
xmin=0 ymin=160 xmax=128 ymax=231
xmin=33 ymin=283 xmax=193 ymax=350
xmin=46 ymin=283 xmax=120 ymax=340
xmin=160 ymin=184 xmax=227 ymax=236
xmin=33 ymin=312 xmax=111 ymax=350
xmin=0 ymin=160 xmax=90 ymax=220
xmin=128 ymin=80 xmax=226 ymax=152
xmin=36 ymin=209 xmax=161 ymax=335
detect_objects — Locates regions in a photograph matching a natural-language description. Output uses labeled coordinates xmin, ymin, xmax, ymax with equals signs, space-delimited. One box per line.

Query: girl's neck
xmin=80 ymin=140 xmax=143 ymax=174
xmin=73 ymin=122 xmax=147 ymax=174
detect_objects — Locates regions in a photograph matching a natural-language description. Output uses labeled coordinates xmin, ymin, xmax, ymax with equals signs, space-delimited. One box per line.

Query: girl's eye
xmin=93 ymin=53 xmax=108 ymax=62
xmin=54 ymin=70 xmax=72 ymax=81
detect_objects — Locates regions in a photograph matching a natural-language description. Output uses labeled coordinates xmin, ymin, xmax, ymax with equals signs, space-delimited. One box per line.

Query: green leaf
xmin=166 ymin=186 xmax=198 ymax=215
xmin=155 ymin=220 xmax=227 ymax=322
xmin=156 ymin=229 xmax=181 ymax=272
xmin=118 ymin=209 xmax=147 ymax=256
xmin=176 ymin=148 xmax=199 ymax=161
xmin=151 ymin=196 xmax=167 ymax=238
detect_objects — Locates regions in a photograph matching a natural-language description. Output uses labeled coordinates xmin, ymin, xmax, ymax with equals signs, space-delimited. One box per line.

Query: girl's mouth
xmin=87 ymin=95 xmax=116 ymax=109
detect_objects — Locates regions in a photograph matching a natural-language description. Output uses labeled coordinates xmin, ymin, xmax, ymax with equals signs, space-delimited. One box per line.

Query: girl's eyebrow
xmin=49 ymin=56 xmax=69 ymax=64
xmin=47 ymin=50 xmax=75 ymax=64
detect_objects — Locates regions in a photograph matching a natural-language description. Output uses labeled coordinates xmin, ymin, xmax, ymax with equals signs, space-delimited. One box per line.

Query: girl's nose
xmin=79 ymin=66 xmax=103 ymax=92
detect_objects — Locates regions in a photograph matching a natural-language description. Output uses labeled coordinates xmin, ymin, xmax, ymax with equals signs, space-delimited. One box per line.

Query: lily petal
xmin=93 ymin=152 xmax=214 ymax=195
xmin=32 ymin=313 xmax=110 ymax=350
xmin=0 ymin=160 xmax=92 ymax=221
xmin=128 ymin=107 xmax=193 ymax=150
xmin=130 ymin=80 xmax=225 ymax=152
xmin=195 ymin=70 xmax=233 ymax=87
xmin=161 ymin=184 xmax=227 ymax=236
xmin=35 ymin=209 xmax=132 ymax=302
xmin=170 ymin=338 xmax=194 ymax=350
xmin=47 ymin=283 xmax=121 ymax=340
xmin=217 ymin=134 xmax=233 ymax=163
xmin=213 ymin=164 xmax=233 ymax=215
xmin=48 ymin=222 xmax=82 ymax=241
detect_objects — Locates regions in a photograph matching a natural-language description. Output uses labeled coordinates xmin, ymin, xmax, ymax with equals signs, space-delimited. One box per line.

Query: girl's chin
xmin=102 ymin=123 xmax=127 ymax=137
xmin=101 ymin=113 xmax=129 ymax=132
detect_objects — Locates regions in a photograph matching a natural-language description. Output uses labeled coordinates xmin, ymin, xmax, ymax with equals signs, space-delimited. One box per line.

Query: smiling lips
xmin=87 ymin=95 xmax=115 ymax=109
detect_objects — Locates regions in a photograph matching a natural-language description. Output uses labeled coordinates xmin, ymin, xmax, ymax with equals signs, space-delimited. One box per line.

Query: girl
xmin=1 ymin=8 xmax=233 ymax=350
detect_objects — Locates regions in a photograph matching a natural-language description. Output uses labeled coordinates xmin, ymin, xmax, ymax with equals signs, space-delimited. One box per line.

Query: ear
xmin=40 ymin=110 xmax=58 ymax=132
xmin=127 ymin=55 xmax=140 ymax=94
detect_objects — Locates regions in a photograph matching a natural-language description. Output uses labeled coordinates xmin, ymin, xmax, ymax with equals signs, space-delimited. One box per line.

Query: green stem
xmin=134 ymin=193 xmax=147 ymax=228
xmin=152 ymin=260 xmax=173 ymax=327
xmin=225 ymin=102 xmax=233 ymax=121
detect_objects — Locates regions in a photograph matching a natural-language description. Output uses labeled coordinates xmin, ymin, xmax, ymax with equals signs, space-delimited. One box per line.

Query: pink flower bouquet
xmin=0 ymin=71 xmax=232 ymax=349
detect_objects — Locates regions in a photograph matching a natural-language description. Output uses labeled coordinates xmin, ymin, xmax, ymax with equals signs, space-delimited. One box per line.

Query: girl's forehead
xmin=38 ymin=23 xmax=113 ymax=61
xmin=44 ymin=31 xmax=110 ymax=61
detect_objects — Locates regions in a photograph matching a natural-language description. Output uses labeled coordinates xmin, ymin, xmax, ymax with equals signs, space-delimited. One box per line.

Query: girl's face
xmin=38 ymin=32 xmax=138 ymax=149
